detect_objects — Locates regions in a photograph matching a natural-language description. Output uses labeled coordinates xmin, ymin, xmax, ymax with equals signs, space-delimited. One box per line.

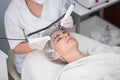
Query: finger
xmin=63 ymin=18 xmax=73 ymax=23
xmin=63 ymin=20 xmax=73 ymax=24
xmin=65 ymin=16 xmax=72 ymax=20
xmin=63 ymin=20 xmax=73 ymax=26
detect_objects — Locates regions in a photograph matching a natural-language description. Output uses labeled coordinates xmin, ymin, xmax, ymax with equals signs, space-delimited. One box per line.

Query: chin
xmin=68 ymin=42 xmax=78 ymax=50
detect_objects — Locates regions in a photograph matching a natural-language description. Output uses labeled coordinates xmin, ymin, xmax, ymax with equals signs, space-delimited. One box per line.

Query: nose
xmin=64 ymin=33 xmax=69 ymax=38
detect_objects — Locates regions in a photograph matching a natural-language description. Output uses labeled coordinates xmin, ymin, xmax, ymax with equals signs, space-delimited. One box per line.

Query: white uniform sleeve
xmin=4 ymin=14 xmax=26 ymax=49
xmin=57 ymin=0 xmax=69 ymax=16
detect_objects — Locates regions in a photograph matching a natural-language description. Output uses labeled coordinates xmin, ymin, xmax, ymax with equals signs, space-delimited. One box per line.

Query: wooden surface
xmin=104 ymin=2 xmax=120 ymax=28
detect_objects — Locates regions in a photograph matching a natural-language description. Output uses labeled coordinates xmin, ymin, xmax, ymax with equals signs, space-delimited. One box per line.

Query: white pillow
xmin=70 ymin=32 xmax=109 ymax=54
xmin=21 ymin=51 xmax=65 ymax=80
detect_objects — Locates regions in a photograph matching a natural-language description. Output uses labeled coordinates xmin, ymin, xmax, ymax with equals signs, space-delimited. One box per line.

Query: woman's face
xmin=51 ymin=30 xmax=78 ymax=55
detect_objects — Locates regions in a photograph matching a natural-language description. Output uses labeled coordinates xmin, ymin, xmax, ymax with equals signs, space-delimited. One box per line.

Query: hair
xmin=43 ymin=41 xmax=67 ymax=65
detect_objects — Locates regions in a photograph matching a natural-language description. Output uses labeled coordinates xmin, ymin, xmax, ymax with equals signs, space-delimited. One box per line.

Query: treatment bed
xmin=21 ymin=32 xmax=120 ymax=80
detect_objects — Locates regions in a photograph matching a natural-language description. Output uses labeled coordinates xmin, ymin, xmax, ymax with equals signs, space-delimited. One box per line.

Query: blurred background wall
xmin=0 ymin=0 xmax=11 ymax=53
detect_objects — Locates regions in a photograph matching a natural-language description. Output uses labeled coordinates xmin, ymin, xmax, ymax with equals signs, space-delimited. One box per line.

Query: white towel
xmin=56 ymin=53 xmax=120 ymax=80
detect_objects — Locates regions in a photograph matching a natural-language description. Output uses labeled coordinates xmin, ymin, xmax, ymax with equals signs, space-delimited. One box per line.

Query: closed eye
xmin=53 ymin=30 xmax=70 ymax=43
xmin=62 ymin=30 xmax=70 ymax=36
xmin=56 ymin=37 xmax=62 ymax=42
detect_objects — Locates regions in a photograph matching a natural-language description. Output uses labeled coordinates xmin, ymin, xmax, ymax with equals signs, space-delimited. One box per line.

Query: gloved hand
xmin=28 ymin=36 xmax=50 ymax=51
xmin=61 ymin=16 xmax=73 ymax=28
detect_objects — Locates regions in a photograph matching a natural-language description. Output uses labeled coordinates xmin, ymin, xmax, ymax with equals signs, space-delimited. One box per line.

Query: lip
xmin=67 ymin=37 xmax=72 ymax=43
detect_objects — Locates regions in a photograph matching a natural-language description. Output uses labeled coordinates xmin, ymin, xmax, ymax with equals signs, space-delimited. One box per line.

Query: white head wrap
xmin=44 ymin=41 xmax=66 ymax=64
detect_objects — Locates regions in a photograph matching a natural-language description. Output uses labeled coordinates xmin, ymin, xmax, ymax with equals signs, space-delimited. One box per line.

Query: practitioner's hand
xmin=62 ymin=16 xmax=73 ymax=28
xmin=29 ymin=36 xmax=50 ymax=51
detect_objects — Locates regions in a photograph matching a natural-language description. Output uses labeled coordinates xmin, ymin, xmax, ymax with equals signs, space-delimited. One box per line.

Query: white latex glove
xmin=28 ymin=36 xmax=50 ymax=51
xmin=61 ymin=16 xmax=73 ymax=28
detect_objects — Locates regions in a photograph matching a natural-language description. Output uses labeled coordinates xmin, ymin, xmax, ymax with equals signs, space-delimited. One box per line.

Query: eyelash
xmin=56 ymin=31 xmax=70 ymax=42
xmin=57 ymin=37 xmax=62 ymax=42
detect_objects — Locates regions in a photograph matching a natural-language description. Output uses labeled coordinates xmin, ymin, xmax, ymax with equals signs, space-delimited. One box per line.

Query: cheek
xmin=54 ymin=41 xmax=67 ymax=54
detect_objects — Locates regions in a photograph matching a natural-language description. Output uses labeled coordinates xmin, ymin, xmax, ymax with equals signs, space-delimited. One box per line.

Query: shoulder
xmin=5 ymin=0 xmax=16 ymax=15
xmin=5 ymin=0 xmax=24 ymax=18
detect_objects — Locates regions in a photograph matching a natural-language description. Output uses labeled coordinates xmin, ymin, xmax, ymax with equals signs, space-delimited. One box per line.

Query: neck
xmin=25 ymin=0 xmax=43 ymax=17
xmin=63 ymin=49 xmax=86 ymax=63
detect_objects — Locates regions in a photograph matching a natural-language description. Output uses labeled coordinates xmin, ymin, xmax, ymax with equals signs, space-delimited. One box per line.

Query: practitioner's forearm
xmin=12 ymin=42 xmax=33 ymax=54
